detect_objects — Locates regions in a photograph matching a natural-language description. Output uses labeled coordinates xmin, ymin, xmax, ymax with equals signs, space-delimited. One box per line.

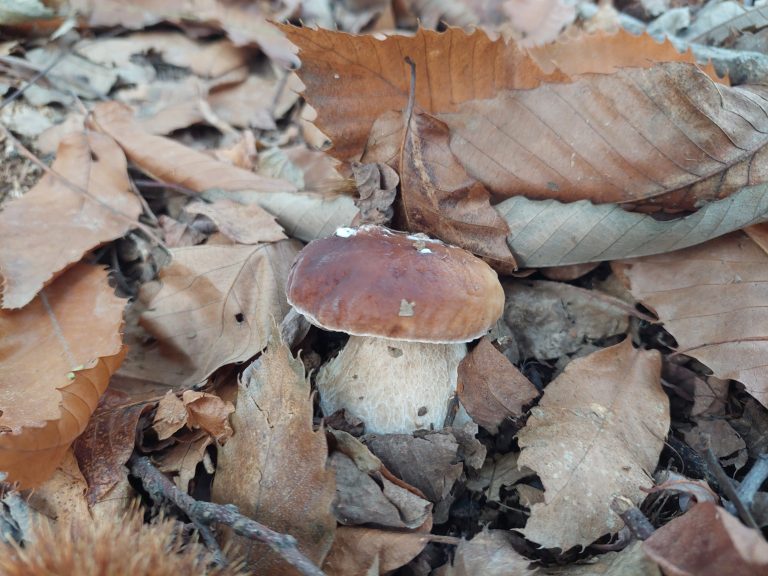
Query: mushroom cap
xmin=286 ymin=225 xmax=505 ymax=343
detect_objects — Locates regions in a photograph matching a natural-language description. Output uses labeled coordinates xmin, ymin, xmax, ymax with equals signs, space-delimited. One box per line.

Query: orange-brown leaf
xmin=0 ymin=131 xmax=141 ymax=309
xmin=281 ymin=25 xmax=565 ymax=161
xmin=0 ymin=264 xmax=126 ymax=488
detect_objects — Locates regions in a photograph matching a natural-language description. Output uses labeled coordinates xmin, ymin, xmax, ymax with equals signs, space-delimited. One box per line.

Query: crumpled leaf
xmin=88 ymin=101 xmax=295 ymax=195
xmin=212 ymin=335 xmax=336 ymax=574
xmin=542 ymin=541 xmax=661 ymax=575
xmin=644 ymin=502 xmax=768 ymax=575
xmin=457 ymin=337 xmax=538 ymax=433
xmin=281 ymin=25 xmax=564 ymax=161
xmin=124 ymin=240 xmax=298 ymax=387
xmin=399 ymin=110 xmax=517 ymax=271
xmin=436 ymin=529 xmax=534 ymax=575
xmin=152 ymin=390 xmax=234 ymax=444
xmin=0 ymin=264 xmax=126 ymax=488
xmin=498 ymin=183 xmax=768 ymax=267
xmin=441 ymin=62 xmax=768 ymax=210
xmin=517 ymin=340 xmax=669 ymax=549
xmin=351 ymin=161 xmax=398 ymax=225
xmin=184 ymin=199 xmax=286 ymax=244
xmin=0 ymin=131 xmax=141 ymax=309
xmin=155 ymin=432 xmax=214 ymax=492
xmin=73 ymin=388 xmax=152 ymax=508
xmin=616 ymin=232 xmax=768 ymax=408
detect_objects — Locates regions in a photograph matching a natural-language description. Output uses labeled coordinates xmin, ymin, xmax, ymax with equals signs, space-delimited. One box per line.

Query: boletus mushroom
xmin=285 ymin=225 xmax=504 ymax=434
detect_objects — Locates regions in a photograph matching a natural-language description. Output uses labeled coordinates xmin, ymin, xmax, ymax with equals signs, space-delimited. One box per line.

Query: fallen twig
xmin=704 ymin=446 xmax=760 ymax=530
xmin=737 ymin=453 xmax=768 ymax=510
xmin=128 ymin=453 xmax=326 ymax=576
xmin=611 ymin=496 xmax=655 ymax=540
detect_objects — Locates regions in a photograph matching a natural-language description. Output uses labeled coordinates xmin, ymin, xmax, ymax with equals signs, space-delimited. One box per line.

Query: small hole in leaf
xmin=90 ymin=151 xmax=99 ymax=162
xmin=235 ymin=313 xmax=245 ymax=323
xmin=417 ymin=406 xmax=427 ymax=416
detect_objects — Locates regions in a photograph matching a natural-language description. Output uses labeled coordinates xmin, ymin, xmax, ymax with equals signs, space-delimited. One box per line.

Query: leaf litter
xmin=4 ymin=1 xmax=768 ymax=574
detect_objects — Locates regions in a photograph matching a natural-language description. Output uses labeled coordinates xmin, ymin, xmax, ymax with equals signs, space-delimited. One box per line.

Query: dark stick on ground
xmin=704 ymin=446 xmax=760 ymax=531
xmin=737 ymin=453 xmax=768 ymax=510
xmin=128 ymin=453 xmax=326 ymax=576
xmin=610 ymin=496 xmax=655 ymax=540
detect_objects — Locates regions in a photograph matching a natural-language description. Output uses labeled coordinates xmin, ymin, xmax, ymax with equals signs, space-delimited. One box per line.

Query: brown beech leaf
xmin=399 ymin=110 xmax=517 ymax=271
xmin=643 ymin=502 xmax=768 ymax=575
xmin=184 ymin=199 xmax=287 ymax=244
xmin=153 ymin=391 xmax=189 ymax=440
xmin=457 ymin=337 xmax=538 ymax=433
xmin=124 ymin=240 xmax=298 ymax=387
xmin=27 ymin=449 xmax=91 ymax=526
xmin=74 ymin=388 xmax=152 ymax=508
xmin=517 ymin=340 xmax=669 ymax=549
xmin=88 ymin=101 xmax=295 ymax=195
xmin=616 ymin=232 xmax=768 ymax=408
xmin=0 ymin=264 xmax=126 ymax=488
xmin=281 ymin=25 xmax=565 ymax=161
xmin=436 ymin=530 xmax=534 ymax=576
xmin=212 ymin=335 xmax=336 ymax=574
xmin=441 ymin=62 xmax=768 ymax=209
xmin=181 ymin=390 xmax=234 ymax=444
xmin=0 ymin=131 xmax=140 ymax=309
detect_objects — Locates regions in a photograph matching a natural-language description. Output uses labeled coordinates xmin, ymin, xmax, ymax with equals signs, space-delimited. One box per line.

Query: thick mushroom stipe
xmin=317 ymin=336 xmax=466 ymax=434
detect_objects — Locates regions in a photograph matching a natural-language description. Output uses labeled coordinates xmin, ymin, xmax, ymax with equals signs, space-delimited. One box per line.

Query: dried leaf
xmin=74 ymin=389 xmax=151 ymax=507
xmin=617 ymin=232 xmax=768 ymax=408
xmin=503 ymin=280 xmax=630 ymax=359
xmin=88 ymin=101 xmax=295 ymax=195
xmin=181 ymin=390 xmax=234 ymax=444
xmin=185 ymin=199 xmax=286 ymax=244
xmin=436 ymin=530 xmax=534 ymax=575
xmin=441 ymin=63 xmax=768 ymax=209
xmin=351 ymin=161 xmax=398 ymax=225
xmin=498 ymin=184 xmax=768 ymax=267
xmin=0 ymin=264 xmax=126 ymax=488
xmin=153 ymin=391 xmax=189 ymax=440
xmin=155 ymin=433 xmax=213 ymax=492
xmin=26 ymin=449 xmax=91 ymax=526
xmin=0 ymin=131 xmax=140 ymax=309
xmin=542 ymin=541 xmax=661 ymax=575
xmin=399 ymin=111 xmax=517 ymax=271
xmin=517 ymin=340 xmax=668 ymax=549
xmin=281 ymin=25 xmax=564 ymax=161
xmin=125 ymin=240 xmax=298 ymax=387
xmin=644 ymin=502 xmax=768 ymax=575
xmin=457 ymin=337 xmax=538 ymax=433
xmin=365 ymin=432 xmax=464 ymax=503
xmin=212 ymin=336 xmax=336 ymax=574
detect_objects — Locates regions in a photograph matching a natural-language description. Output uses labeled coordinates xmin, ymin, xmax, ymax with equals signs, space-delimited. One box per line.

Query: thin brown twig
xmin=128 ymin=454 xmax=326 ymax=576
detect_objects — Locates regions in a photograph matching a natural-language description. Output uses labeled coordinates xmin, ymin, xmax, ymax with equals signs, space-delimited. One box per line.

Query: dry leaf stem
xmin=128 ymin=454 xmax=326 ymax=576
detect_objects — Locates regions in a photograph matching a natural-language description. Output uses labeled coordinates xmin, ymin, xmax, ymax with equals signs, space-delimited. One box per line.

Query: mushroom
xmin=285 ymin=225 xmax=504 ymax=434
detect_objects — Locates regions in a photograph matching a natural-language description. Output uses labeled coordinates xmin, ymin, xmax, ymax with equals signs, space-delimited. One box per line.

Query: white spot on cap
xmin=418 ymin=248 xmax=433 ymax=254
xmin=335 ymin=227 xmax=357 ymax=238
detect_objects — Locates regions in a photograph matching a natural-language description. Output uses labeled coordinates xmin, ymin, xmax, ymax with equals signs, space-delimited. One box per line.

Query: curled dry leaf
xmin=212 ymin=335 xmax=336 ymax=574
xmin=281 ymin=25 xmax=565 ymax=161
xmin=181 ymin=390 xmax=235 ymax=444
xmin=74 ymin=388 xmax=152 ymax=508
xmin=0 ymin=264 xmax=126 ymax=488
xmin=184 ymin=199 xmax=286 ymax=245
xmin=436 ymin=529 xmax=534 ymax=576
xmin=517 ymin=340 xmax=669 ymax=549
xmin=644 ymin=502 xmax=768 ymax=576
xmin=351 ymin=161 xmax=398 ymax=225
xmin=122 ymin=240 xmax=298 ymax=387
xmin=457 ymin=337 xmax=538 ymax=433
xmin=442 ymin=63 xmax=768 ymax=210
xmin=88 ymin=101 xmax=295 ymax=195
xmin=616 ymin=232 xmax=768 ymax=408
xmin=498 ymin=184 xmax=768 ymax=267
xmin=0 ymin=131 xmax=141 ymax=309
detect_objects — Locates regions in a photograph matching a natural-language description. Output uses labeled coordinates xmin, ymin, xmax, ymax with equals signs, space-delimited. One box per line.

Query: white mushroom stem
xmin=316 ymin=335 xmax=467 ymax=434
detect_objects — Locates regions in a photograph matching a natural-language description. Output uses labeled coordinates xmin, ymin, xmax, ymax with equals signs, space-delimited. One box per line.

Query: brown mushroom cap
xmin=286 ymin=225 xmax=505 ymax=343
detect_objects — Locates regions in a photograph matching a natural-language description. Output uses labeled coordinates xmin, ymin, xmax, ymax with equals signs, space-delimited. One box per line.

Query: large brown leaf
xmin=517 ymin=340 xmax=668 ymax=549
xmin=88 ymin=101 xmax=295 ymax=195
xmin=212 ymin=336 xmax=336 ymax=574
xmin=0 ymin=131 xmax=141 ymax=309
xmin=280 ymin=25 xmax=564 ymax=161
xmin=122 ymin=240 xmax=298 ymax=387
xmin=616 ymin=232 xmax=768 ymax=408
xmin=441 ymin=62 xmax=768 ymax=209
xmin=0 ymin=264 xmax=126 ymax=488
